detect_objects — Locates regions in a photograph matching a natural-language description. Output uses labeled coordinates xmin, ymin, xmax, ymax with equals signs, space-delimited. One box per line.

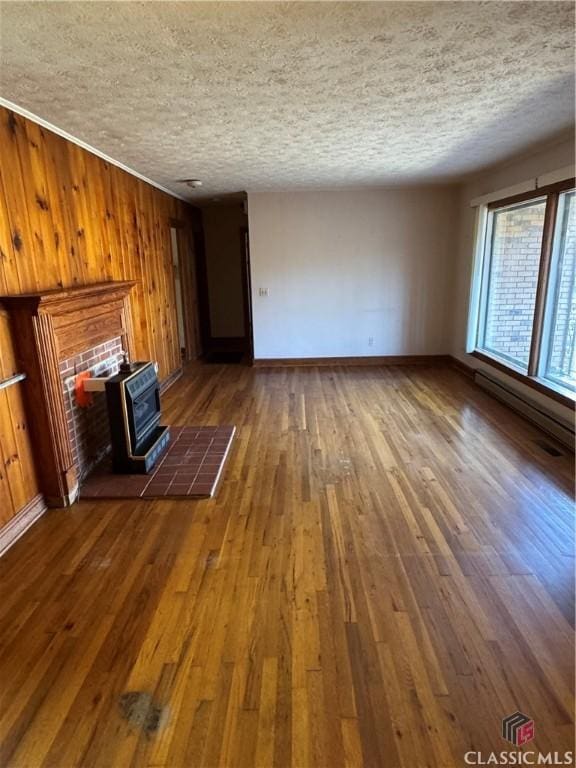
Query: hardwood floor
xmin=0 ymin=363 xmax=574 ymax=768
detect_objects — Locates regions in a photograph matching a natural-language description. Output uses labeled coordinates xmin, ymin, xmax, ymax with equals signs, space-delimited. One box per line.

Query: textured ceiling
xmin=0 ymin=1 xmax=574 ymax=199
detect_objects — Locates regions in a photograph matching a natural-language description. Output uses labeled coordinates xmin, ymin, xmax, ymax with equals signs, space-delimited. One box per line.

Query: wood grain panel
xmin=0 ymin=363 xmax=573 ymax=766
xmin=0 ymin=106 xmax=196 ymax=383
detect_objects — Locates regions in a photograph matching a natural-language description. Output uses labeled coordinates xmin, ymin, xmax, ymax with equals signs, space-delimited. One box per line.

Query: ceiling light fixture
xmin=178 ymin=179 xmax=203 ymax=189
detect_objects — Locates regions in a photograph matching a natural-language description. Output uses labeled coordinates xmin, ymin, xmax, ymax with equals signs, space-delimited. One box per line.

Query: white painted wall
xmin=451 ymin=135 xmax=575 ymax=421
xmin=248 ymin=189 xmax=458 ymax=360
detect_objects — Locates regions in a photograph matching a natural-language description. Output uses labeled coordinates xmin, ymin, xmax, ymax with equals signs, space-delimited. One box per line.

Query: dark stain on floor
xmin=119 ymin=691 xmax=165 ymax=735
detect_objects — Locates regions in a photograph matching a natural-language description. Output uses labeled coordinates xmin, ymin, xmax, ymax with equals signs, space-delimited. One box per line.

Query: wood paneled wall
xmin=0 ymin=106 xmax=199 ymax=532
xmin=0 ymin=308 xmax=39 ymax=524
xmin=0 ymin=106 xmax=196 ymax=381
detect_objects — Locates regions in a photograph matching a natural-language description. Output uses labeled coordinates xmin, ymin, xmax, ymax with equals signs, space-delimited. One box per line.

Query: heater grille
xmin=474 ymin=371 xmax=575 ymax=450
xmin=105 ymin=362 xmax=170 ymax=474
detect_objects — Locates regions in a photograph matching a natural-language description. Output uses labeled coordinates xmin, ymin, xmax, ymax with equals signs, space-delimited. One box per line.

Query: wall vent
xmin=474 ymin=371 xmax=575 ymax=450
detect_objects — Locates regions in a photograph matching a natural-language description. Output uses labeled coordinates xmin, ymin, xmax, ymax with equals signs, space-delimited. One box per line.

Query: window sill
xmin=471 ymin=350 xmax=576 ymax=410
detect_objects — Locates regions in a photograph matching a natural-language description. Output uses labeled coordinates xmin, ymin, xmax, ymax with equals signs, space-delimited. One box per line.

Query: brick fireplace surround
xmin=1 ymin=282 xmax=136 ymax=506
xmin=61 ymin=336 xmax=125 ymax=482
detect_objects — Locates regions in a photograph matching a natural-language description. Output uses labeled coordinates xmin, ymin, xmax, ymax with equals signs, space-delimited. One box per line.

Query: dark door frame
xmin=169 ymin=216 xmax=203 ymax=362
xmin=191 ymin=227 xmax=212 ymax=355
xmin=240 ymin=225 xmax=254 ymax=362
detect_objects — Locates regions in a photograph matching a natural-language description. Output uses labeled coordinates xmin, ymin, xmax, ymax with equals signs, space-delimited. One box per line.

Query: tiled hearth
xmin=81 ymin=426 xmax=235 ymax=499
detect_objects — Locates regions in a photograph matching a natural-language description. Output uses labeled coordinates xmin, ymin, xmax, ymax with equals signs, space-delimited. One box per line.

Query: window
xmin=541 ymin=190 xmax=576 ymax=390
xmin=473 ymin=178 xmax=576 ymax=400
xmin=479 ymin=198 xmax=546 ymax=370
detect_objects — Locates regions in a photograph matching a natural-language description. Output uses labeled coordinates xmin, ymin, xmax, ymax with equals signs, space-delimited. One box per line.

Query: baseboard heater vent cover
xmin=474 ymin=371 xmax=575 ymax=450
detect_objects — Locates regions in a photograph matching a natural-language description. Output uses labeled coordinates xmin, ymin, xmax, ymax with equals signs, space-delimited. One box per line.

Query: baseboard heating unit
xmin=475 ymin=371 xmax=575 ymax=450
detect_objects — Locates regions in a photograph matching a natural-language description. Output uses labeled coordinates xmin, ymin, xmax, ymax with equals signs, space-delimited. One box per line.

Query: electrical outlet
xmin=368 ymin=336 xmax=374 ymax=347
xmin=259 ymin=287 xmax=269 ymax=297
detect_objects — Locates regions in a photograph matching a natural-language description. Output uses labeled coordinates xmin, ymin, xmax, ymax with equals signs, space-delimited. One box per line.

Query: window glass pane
xmin=480 ymin=199 xmax=546 ymax=369
xmin=542 ymin=190 xmax=576 ymax=392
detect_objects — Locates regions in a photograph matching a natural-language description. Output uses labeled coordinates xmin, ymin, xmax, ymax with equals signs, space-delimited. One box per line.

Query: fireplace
xmin=105 ymin=361 xmax=170 ymax=473
xmin=61 ymin=335 xmax=125 ymax=482
xmin=0 ymin=281 xmax=136 ymax=506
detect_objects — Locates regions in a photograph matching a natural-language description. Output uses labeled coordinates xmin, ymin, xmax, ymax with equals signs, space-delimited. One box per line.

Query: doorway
xmin=198 ymin=195 xmax=254 ymax=364
xmin=169 ymin=220 xmax=202 ymax=364
xmin=170 ymin=227 xmax=186 ymax=360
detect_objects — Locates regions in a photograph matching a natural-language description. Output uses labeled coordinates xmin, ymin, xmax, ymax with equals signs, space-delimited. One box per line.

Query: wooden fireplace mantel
xmin=1 ymin=281 xmax=136 ymax=507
